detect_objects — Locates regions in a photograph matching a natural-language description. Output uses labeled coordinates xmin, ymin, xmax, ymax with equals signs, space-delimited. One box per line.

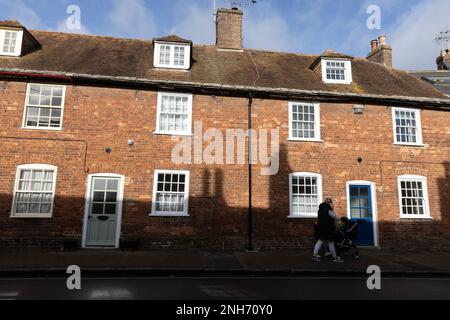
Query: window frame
xmin=22 ymin=83 xmax=67 ymax=131
xmin=288 ymin=172 xmax=323 ymax=218
xmin=153 ymin=42 xmax=191 ymax=70
xmin=155 ymin=92 xmax=193 ymax=136
xmin=391 ymin=107 xmax=424 ymax=146
xmin=150 ymin=169 xmax=190 ymax=217
xmin=0 ymin=29 xmax=23 ymax=57
xmin=321 ymin=58 xmax=352 ymax=84
xmin=288 ymin=102 xmax=322 ymax=142
xmin=10 ymin=164 xmax=58 ymax=219
xmin=397 ymin=175 xmax=431 ymax=219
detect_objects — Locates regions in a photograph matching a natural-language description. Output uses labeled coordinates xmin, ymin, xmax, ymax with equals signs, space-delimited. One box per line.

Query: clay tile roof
xmin=0 ymin=29 xmax=447 ymax=101
xmin=0 ymin=20 xmax=24 ymax=28
xmin=153 ymin=35 xmax=192 ymax=44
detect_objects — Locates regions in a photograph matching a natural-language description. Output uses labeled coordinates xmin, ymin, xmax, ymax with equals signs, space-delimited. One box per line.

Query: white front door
xmin=84 ymin=175 xmax=124 ymax=247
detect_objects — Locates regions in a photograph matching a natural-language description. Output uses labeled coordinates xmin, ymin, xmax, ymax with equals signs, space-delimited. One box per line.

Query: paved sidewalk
xmin=1 ymin=249 xmax=450 ymax=276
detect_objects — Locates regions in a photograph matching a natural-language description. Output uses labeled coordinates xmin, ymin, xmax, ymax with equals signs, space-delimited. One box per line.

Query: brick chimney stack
xmin=367 ymin=35 xmax=393 ymax=67
xmin=216 ymin=8 xmax=243 ymax=50
xmin=436 ymin=49 xmax=450 ymax=70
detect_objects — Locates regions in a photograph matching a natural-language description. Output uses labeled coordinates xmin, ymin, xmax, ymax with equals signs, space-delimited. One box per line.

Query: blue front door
xmin=349 ymin=185 xmax=374 ymax=246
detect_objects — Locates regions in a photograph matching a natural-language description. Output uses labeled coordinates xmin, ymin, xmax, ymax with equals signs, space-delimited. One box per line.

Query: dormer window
xmin=154 ymin=42 xmax=190 ymax=69
xmin=0 ymin=29 xmax=23 ymax=56
xmin=153 ymin=35 xmax=192 ymax=70
xmin=321 ymin=58 xmax=352 ymax=84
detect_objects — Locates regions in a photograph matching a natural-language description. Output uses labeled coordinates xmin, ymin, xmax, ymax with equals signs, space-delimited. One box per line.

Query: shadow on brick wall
xmin=0 ymin=154 xmax=449 ymax=251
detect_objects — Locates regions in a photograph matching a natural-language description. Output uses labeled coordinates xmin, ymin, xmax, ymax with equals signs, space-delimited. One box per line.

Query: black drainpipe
xmin=247 ymin=92 xmax=254 ymax=251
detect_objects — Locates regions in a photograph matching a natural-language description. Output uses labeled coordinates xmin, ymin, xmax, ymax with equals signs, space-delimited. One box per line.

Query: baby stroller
xmin=335 ymin=217 xmax=361 ymax=259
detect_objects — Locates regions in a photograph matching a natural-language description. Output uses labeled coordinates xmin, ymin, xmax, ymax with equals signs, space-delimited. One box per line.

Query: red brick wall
xmin=0 ymin=80 xmax=449 ymax=250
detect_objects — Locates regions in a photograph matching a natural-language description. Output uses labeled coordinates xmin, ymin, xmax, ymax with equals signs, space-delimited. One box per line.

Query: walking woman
xmin=312 ymin=198 xmax=343 ymax=262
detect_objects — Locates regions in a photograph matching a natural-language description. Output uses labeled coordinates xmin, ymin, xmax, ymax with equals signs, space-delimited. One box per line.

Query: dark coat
xmin=314 ymin=203 xmax=336 ymax=241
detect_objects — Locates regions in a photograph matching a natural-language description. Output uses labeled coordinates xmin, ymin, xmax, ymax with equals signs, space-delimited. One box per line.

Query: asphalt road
xmin=0 ymin=276 xmax=449 ymax=300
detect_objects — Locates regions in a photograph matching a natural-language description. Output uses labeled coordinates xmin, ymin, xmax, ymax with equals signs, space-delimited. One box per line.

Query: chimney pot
xmin=370 ymin=39 xmax=379 ymax=52
xmin=367 ymin=35 xmax=392 ymax=67
xmin=216 ymin=8 xmax=243 ymax=50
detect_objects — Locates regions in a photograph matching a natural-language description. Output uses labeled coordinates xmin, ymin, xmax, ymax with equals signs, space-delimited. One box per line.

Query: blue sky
xmin=1 ymin=0 xmax=449 ymax=70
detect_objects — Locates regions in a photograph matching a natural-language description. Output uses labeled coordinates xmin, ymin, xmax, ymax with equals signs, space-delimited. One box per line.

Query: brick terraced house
xmin=0 ymin=8 xmax=449 ymax=250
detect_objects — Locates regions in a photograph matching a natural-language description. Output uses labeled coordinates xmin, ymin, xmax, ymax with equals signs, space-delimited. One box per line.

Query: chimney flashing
xmin=216 ymin=47 xmax=245 ymax=53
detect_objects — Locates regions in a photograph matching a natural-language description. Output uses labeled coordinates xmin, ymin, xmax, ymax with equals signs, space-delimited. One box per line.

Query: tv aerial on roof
xmin=213 ymin=0 xmax=258 ymax=21
xmin=434 ymin=28 xmax=450 ymax=54
xmin=230 ymin=0 xmax=257 ymax=8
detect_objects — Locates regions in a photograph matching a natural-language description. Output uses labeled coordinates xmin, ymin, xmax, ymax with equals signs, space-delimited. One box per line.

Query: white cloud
xmin=0 ymin=0 xmax=43 ymax=29
xmin=169 ymin=1 xmax=215 ymax=44
xmin=243 ymin=2 xmax=292 ymax=51
xmin=390 ymin=0 xmax=450 ymax=70
xmin=106 ymin=0 xmax=157 ymax=39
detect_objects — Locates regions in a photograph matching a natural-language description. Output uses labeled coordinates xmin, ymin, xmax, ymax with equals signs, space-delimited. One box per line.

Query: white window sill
xmin=393 ymin=142 xmax=426 ymax=147
xmin=288 ymin=214 xmax=318 ymax=219
xmin=149 ymin=213 xmax=190 ymax=217
xmin=288 ymin=138 xmax=323 ymax=143
xmin=0 ymin=52 xmax=21 ymax=57
xmin=399 ymin=216 xmax=433 ymax=220
xmin=153 ymin=66 xmax=190 ymax=71
xmin=153 ymin=131 xmax=193 ymax=137
xmin=10 ymin=214 xmax=53 ymax=219
xmin=22 ymin=126 xmax=63 ymax=131
xmin=323 ymin=80 xmax=352 ymax=85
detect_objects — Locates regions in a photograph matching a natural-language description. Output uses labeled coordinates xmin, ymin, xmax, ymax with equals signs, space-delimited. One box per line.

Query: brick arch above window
xmin=287 ymin=164 xmax=322 ymax=174
xmin=394 ymin=167 xmax=429 ymax=177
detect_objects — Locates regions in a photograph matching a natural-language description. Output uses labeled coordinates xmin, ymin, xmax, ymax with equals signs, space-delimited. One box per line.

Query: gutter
xmin=0 ymin=70 xmax=71 ymax=80
xmin=1 ymin=68 xmax=450 ymax=109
